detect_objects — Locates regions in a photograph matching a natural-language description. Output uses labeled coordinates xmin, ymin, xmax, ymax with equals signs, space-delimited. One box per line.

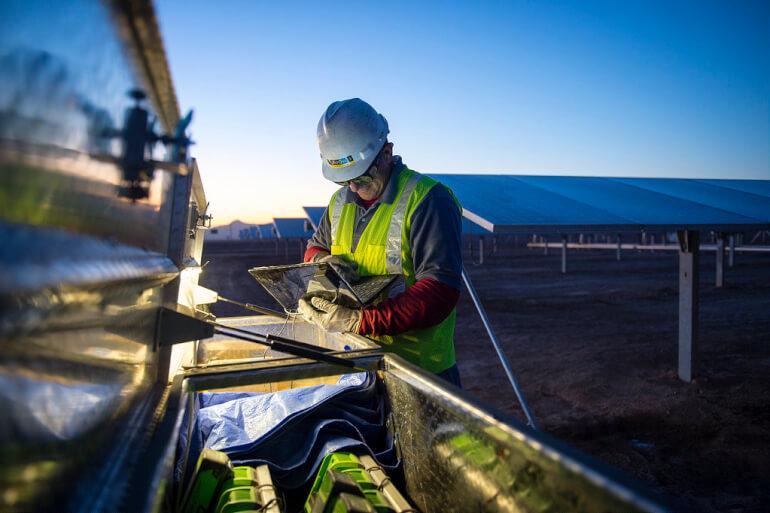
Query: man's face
xmin=349 ymin=143 xmax=393 ymax=201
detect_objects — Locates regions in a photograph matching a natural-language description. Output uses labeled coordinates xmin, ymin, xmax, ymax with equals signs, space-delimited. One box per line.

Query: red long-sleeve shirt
xmin=304 ymin=245 xmax=327 ymax=263
xmin=359 ymin=277 xmax=459 ymax=335
xmin=304 ymin=245 xmax=459 ymax=336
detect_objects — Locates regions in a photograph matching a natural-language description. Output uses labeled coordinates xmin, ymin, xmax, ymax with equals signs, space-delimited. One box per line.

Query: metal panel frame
xmin=481 ymin=221 xmax=767 ymax=235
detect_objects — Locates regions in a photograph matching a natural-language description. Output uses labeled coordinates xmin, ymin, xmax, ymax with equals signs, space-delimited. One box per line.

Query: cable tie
xmin=377 ymin=476 xmax=392 ymax=491
xmin=258 ymin=498 xmax=278 ymax=511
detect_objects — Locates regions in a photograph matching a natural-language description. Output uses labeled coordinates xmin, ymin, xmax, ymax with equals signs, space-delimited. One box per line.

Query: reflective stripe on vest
xmin=330 ymin=172 xmax=420 ymax=273
xmin=385 ymin=173 xmax=420 ymax=274
xmin=330 ymin=188 xmax=346 ymax=241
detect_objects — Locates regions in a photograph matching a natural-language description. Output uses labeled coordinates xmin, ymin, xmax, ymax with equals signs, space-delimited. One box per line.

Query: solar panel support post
xmin=728 ymin=235 xmax=735 ymax=268
xmin=561 ymin=235 xmax=567 ymax=274
xmin=677 ymin=229 xmax=700 ymax=383
xmin=716 ymin=233 xmax=725 ymax=288
xmin=479 ymin=237 xmax=484 ymax=265
xmin=543 ymin=235 xmax=548 ymax=256
xmin=616 ymin=233 xmax=622 ymax=261
xmin=461 ymin=267 xmax=538 ymax=430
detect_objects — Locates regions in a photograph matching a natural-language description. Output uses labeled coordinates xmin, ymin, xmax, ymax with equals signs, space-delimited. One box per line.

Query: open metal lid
xmin=248 ymin=262 xmax=397 ymax=312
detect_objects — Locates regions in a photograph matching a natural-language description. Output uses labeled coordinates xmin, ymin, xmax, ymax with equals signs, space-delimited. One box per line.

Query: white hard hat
xmin=317 ymin=98 xmax=389 ymax=182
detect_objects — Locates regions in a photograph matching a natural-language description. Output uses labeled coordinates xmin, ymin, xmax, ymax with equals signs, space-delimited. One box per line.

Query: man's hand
xmin=298 ymin=297 xmax=362 ymax=333
xmin=313 ymin=253 xmax=359 ymax=283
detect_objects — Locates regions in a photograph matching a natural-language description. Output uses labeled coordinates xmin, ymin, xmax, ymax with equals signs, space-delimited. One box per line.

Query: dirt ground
xmin=200 ymin=238 xmax=770 ymax=513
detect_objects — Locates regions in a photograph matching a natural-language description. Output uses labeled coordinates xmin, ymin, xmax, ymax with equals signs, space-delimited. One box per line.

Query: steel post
xmin=479 ymin=237 xmax=484 ymax=265
xmin=728 ymin=235 xmax=735 ymax=267
xmin=677 ymin=230 xmax=700 ymax=383
xmin=716 ymin=234 xmax=725 ymax=288
xmin=561 ymin=235 xmax=567 ymax=274
xmin=616 ymin=233 xmax=622 ymax=261
xmin=461 ymin=267 xmax=538 ymax=429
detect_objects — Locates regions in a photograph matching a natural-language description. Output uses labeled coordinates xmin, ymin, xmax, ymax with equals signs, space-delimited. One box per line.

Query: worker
xmin=298 ymin=98 xmax=463 ymax=387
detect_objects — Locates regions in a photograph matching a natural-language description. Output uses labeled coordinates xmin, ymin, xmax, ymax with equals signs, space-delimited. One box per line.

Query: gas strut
xmin=208 ymin=320 xmax=368 ymax=372
xmin=216 ymin=295 xmax=287 ymax=319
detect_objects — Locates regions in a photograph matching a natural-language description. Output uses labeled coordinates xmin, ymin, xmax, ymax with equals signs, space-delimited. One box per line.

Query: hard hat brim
xmin=321 ymin=151 xmax=377 ymax=183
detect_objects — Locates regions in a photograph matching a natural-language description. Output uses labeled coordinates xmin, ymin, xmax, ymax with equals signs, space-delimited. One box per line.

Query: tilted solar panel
xmin=302 ymin=206 xmax=326 ymax=231
xmin=429 ymin=174 xmax=770 ymax=233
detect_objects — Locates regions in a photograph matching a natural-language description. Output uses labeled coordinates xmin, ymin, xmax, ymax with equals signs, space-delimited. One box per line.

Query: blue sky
xmin=155 ymin=0 xmax=769 ymax=225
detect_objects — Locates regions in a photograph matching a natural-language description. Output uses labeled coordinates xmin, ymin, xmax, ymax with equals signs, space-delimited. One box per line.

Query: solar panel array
xmin=302 ymin=206 xmax=326 ymax=231
xmin=272 ymin=217 xmax=314 ymax=238
xmin=429 ymin=175 xmax=770 ymax=233
xmin=257 ymin=223 xmax=275 ymax=239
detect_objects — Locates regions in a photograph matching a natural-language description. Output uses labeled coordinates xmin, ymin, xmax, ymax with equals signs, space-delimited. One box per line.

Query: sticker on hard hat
xmin=327 ymin=155 xmax=355 ymax=168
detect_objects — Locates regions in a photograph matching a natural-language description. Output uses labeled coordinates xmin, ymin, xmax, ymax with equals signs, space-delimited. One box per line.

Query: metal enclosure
xmin=124 ymin=352 xmax=669 ymax=513
xmin=0 ymin=1 xmax=207 ymax=511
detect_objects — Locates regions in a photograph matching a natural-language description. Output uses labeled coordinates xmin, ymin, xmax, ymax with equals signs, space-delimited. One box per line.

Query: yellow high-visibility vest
xmin=328 ymin=167 xmax=459 ymax=373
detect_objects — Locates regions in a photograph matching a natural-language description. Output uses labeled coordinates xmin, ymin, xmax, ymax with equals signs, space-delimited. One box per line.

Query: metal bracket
xmin=197 ymin=202 xmax=213 ymax=229
xmin=186 ymin=202 xmax=213 ymax=240
xmin=154 ymin=304 xmax=214 ymax=347
xmin=677 ymin=229 xmax=697 ymax=253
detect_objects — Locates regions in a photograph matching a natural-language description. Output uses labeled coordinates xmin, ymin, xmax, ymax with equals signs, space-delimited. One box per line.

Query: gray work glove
xmin=298 ymin=296 xmax=362 ymax=333
xmin=313 ymin=252 xmax=359 ymax=284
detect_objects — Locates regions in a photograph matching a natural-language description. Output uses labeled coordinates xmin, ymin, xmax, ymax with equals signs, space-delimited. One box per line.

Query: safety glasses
xmin=335 ymin=148 xmax=383 ymax=187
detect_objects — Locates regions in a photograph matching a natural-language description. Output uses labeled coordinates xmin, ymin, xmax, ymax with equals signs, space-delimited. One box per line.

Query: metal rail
xmin=461 ymin=267 xmax=538 ymax=429
xmin=527 ymin=242 xmax=770 ymax=253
